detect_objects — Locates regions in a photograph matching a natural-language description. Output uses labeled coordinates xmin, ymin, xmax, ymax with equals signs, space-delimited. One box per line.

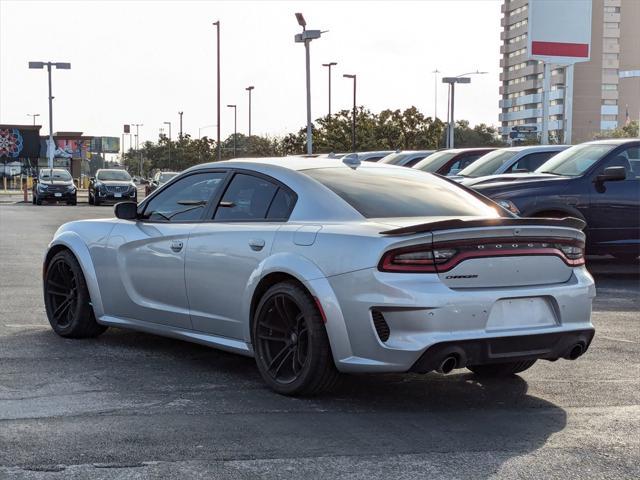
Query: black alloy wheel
xmin=253 ymin=281 xmax=339 ymax=396
xmin=44 ymin=250 xmax=107 ymax=338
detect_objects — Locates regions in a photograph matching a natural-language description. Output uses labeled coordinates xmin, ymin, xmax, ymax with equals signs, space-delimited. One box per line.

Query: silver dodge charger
xmin=42 ymin=156 xmax=595 ymax=395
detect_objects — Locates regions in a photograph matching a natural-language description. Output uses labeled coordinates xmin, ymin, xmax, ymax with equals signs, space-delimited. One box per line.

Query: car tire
xmin=32 ymin=193 xmax=36 ymax=205
xmin=94 ymin=196 xmax=101 ymax=206
xmin=44 ymin=250 xmax=108 ymax=339
xmin=468 ymin=360 xmax=536 ymax=377
xmin=252 ymin=281 xmax=339 ymax=396
xmin=36 ymin=196 xmax=42 ymax=205
xmin=88 ymin=192 xmax=94 ymax=205
xmin=67 ymin=196 xmax=77 ymax=206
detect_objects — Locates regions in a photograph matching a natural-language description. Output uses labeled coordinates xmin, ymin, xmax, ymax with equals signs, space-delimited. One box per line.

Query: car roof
xmin=503 ymin=145 xmax=570 ymax=152
xmin=191 ymin=156 xmax=399 ymax=173
xmin=580 ymin=138 xmax=640 ymax=146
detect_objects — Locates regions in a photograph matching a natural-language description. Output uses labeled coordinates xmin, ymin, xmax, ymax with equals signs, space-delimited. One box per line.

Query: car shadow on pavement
xmin=3 ymin=327 xmax=568 ymax=475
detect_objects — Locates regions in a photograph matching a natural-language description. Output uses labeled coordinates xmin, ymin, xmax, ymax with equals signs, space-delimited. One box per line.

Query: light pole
xmin=432 ymin=68 xmax=440 ymax=119
xmin=132 ymin=123 xmax=143 ymax=175
xmin=178 ymin=111 xmax=183 ymax=139
xmin=343 ymin=74 xmax=357 ymax=152
xmin=322 ymin=62 xmax=337 ymax=117
xmin=27 ymin=113 xmax=40 ymax=126
xmin=28 ymin=61 xmax=71 ymax=168
xmin=245 ymin=86 xmax=254 ymax=138
xmin=163 ymin=121 xmax=172 ymax=167
xmin=442 ymin=70 xmax=487 ymax=148
xmin=227 ymin=104 xmax=237 ymax=158
xmin=213 ymin=20 xmax=221 ymax=161
xmin=294 ymin=13 xmax=325 ymax=155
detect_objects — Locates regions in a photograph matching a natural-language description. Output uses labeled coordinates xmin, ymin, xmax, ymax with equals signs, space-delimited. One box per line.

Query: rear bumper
xmin=410 ymin=329 xmax=595 ymax=373
xmin=321 ymin=266 xmax=595 ymax=373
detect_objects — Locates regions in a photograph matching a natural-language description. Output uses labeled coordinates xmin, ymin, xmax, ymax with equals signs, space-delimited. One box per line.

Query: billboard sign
xmin=91 ymin=137 xmax=120 ymax=153
xmin=0 ymin=126 xmax=41 ymax=159
xmin=528 ymin=0 xmax=592 ymax=64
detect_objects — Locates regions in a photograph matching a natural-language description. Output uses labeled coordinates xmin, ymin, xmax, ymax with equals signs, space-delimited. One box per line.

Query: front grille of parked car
xmin=105 ymin=185 xmax=130 ymax=194
xmin=45 ymin=185 xmax=67 ymax=193
xmin=371 ymin=310 xmax=390 ymax=342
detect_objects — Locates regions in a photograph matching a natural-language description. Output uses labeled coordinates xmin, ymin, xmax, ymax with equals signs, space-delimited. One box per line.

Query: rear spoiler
xmin=380 ymin=217 xmax=586 ymax=236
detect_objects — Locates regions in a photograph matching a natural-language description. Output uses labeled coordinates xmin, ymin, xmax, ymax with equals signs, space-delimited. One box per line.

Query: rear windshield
xmin=40 ymin=169 xmax=71 ymax=181
xmin=160 ymin=173 xmax=178 ymax=183
xmin=97 ymin=170 xmax=132 ymax=181
xmin=303 ymin=167 xmax=501 ymax=218
xmin=458 ymin=149 xmax=517 ymax=178
xmin=413 ymin=151 xmax=458 ymax=172
xmin=378 ymin=153 xmax=407 ymax=165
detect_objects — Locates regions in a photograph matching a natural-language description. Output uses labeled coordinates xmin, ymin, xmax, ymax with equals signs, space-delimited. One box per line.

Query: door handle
xmin=248 ymin=238 xmax=265 ymax=251
xmin=170 ymin=240 xmax=184 ymax=252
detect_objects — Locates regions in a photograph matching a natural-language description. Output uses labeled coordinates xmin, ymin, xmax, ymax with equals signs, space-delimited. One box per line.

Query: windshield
xmin=413 ymin=151 xmax=458 ymax=172
xmin=379 ymin=153 xmax=407 ymax=165
xmin=159 ymin=173 xmax=178 ymax=183
xmin=96 ymin=170 xmax=132 ymax=181
xmin=457 ymin=149 xmax=518 ymax=178
xmin=39 ymin=169 xmax=71 ymax=181
xmin=303 ymin=167 xmax=503 ymax=219
xmin=535 ymin=144 xmax=617 ymax=176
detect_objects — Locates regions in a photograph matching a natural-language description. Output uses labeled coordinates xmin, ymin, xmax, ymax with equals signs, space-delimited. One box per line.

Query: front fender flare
xmin=47 ymin=231 xmax=105 ymax=318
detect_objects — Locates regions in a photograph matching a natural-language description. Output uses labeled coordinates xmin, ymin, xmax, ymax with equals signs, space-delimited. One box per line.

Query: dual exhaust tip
xmin=434 ymin=342 xmax=586 ymax=375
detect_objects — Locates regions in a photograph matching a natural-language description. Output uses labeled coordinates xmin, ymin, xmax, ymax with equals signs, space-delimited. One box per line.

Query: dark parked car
xmin=472 ymin=139 xmax=640 ymax=260
xmin=89 ymin=169 xmax=137 ymax=206
xmin=413 ymin=148 xmax=496 ymax=176
xmin=146 ymin=171 xmax=179 ymax=196
xmin=32 ymin=168 xmax=77 ymax=205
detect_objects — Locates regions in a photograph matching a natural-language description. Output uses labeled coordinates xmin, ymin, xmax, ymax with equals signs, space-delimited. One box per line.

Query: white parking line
xmin=4 ymin=324 xmax=48 ymax=328
xmin=598 ymin=335 xmax=638 ymax=344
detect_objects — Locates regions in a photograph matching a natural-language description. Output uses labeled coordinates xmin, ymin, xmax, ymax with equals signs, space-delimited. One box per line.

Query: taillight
xmin=379 ymin=245 xmax=457 ymax=272
xmin=559 ymin=244 xmax=584 ymax=261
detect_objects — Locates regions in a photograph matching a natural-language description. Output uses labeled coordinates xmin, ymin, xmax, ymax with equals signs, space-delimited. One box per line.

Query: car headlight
xmin=37 ymin=183 xmax=48 ymax=190
xmin=67 ymin=184 xmax=76 ymax=192
xmin=497 ymin=199 xmax=520 ymax=215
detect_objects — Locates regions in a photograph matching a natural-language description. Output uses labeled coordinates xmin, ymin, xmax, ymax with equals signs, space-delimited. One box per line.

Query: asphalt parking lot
xmin=0 ymin=203 xmax=638 ymax=479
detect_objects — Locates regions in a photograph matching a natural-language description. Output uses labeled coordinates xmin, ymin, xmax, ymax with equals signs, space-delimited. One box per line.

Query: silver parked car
xmin=449 ymin=145 xmax=570 ymax=182
xmin=379 ymin=150 xmax=435 ymax=167
xmin=43 ymin=157 xmax=595 ymax=395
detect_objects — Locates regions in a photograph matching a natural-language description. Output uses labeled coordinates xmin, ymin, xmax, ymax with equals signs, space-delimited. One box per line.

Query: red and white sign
xmin=528 ymin=0 xmax=592 ymax=64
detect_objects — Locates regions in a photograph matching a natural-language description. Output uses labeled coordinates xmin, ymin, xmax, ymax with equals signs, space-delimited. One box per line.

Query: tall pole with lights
xmin=343 ymin=74 xmax=357 ymax=152
xmin=294 ymin=13 xmax=325 ymax=155
xmin=442 ymin=70 xmax=487 ymax=148
xmin=163 ymin=121 xmax=172 ymax=167
xmin=27 ymin=113 xmax=40 ymax=126
xmin=227 ymin=104 xmax=237 ymax=157
xmin=213 ymin=20 xmax=221 ymax=161
xmin=322 ymin=62 xmax=337 ymax=117
xmin=245 ymin=86 xmax=254 ymax=138
xmin=28 ymin=61 xmax=71 ymax=168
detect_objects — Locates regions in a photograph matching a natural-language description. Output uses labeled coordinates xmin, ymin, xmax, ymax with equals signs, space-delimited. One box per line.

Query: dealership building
xmin=499 ymin=0 xmax=640 ymax=143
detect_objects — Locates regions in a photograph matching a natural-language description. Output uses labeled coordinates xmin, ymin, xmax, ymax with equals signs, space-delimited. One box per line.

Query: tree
xmin=593 ymin=120 xmax=639 ymax=140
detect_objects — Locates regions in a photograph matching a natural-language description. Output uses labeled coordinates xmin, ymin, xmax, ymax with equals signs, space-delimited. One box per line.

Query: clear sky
xmin=0 ymin=0 xmax=502 ymax=145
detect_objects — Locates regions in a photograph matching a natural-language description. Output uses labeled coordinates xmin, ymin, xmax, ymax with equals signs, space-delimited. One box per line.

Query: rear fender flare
xmin=242 ymin=252 xmax=353 ymax=364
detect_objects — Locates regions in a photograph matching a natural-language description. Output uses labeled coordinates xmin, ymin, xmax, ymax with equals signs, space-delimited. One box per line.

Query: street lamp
xmin=132 ymin=123 xmax=143 ymax=176
xmin=442 ymin=70 xmax=487 ymax=148
xmin=163 ymin=121 xmax=172 ymax=167
xmin=343 ymin=74 xmax=357 ymax=152
xmin=294 ymin=13 xmax=325 ymax=155
xmin=178 ymin=111 xmax=183 ymax=139
xmin=27 ymin=113 xmax=40 ymax=126
xmin=432 ymin=69 xmax=440 ymax=119
xmin=213 ymin=20 xmax=221 ymax=161
xmin=322 ymin=62 xmax=337 ymax=117
xmin=227 ymin=104 xmax=237 ymax=157
xmin=245 ymin=86 xmax=254 ymax=138
xmin=28 ymin=61 xmax=71 ymax=168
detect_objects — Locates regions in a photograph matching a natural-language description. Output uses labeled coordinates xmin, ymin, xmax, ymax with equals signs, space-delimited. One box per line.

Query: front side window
xmin=508 ymin=151 xmax=557 ymax=172
xmin=303 ymin=167 xmax=502 ymax=219
xmin=536 ymin=144 xmax=617 ymax=177
xmin=458 ymin=150 xmax=518 ymax=178
xmin=142 ymin=171 xmax=226 ymax=222
xmin=214 ymin=173 xmax=294 ymax=221
xmin=96 ymin=170 xmax=132 ymax=181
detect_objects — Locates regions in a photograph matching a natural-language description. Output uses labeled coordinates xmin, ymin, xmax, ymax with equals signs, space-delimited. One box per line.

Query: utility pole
xmin=28 ymin=61 xmax=71 ymax=168
xmin=178 ymin=111 xmax=183 ymax=139
xmin=227 ymin=104 xmax=237 ymax=157
xmin=343 ymin=74 xmax=357 ymax=152
xmin=294 ymin=13 xmax=324 ymax=155
xmin=322 ymin=62 xmax=337 ymax=117
xmin=163 ymin=121 xmax=172 ymax=167
xmin=246 ymin=86 xmax=254 ymax=138
xmin=132 ymin=123 xmax=143 ymax=176
xmin=213 ymin=21 xmax=221 ymax=161
xmin=28 ymin=113 xmax=40 ymax=125
xmin=432 ymin=68 xmax=440 ymax=119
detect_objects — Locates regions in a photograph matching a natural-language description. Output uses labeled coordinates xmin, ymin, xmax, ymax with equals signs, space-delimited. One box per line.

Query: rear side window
xmin=214 ymin=173 xmax=295 ymax=221
xmin=508 ymin=152 xmax=556 ymax=172
xmin=303 ymin=167 xmax=502 ymax=219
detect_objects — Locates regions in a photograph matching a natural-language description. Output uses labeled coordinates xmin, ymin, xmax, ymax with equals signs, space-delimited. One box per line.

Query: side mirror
xmin=596 ymin=166 xmax=626 ymax=183
xmin=90 ymin=177 xmax=95 ymax=182
xmin=114 ymin=201 xmax=138 ymax=220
